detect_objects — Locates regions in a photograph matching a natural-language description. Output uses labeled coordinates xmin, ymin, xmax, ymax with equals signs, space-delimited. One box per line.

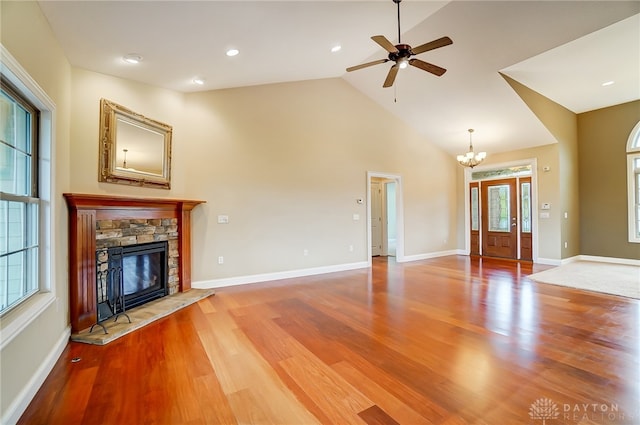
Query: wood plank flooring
xmin=18 ymin=256 xmax=640 ymax=424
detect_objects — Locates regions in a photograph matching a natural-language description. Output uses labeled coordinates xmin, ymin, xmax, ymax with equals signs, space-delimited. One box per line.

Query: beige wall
xmin=1 ymin=1 xmax=72 ymax=421
xmin=578 ymin=100 xmax=640 ymax=259
xmin=166 ymin=78 xmax=458 ymax=280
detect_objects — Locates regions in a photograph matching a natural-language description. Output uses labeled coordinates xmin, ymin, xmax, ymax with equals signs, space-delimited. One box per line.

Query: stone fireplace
xmin=64 ymin=194 xmax=204 ymax=333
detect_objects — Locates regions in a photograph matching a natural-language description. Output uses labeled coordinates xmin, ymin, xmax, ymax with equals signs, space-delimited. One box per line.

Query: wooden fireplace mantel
xmin=64 ymin=193 xmax=205 ymax=333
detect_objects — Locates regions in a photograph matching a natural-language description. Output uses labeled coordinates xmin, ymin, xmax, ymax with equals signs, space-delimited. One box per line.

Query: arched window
xmin=627 ymin=121 xmax=640 ymax=243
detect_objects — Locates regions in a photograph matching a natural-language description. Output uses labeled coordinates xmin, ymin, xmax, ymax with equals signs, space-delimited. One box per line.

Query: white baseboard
xmin=576 ymin=255 xmax=640 ymax=266
xmin=3 ymin=326 xmax=71 ymax=425
xmin=398 ymin=249 xmax=460 ymax=263
xmin=192 ymin=261 xmax=369 ymax=289
xmin=539 ymin=255 xmax=640 ymax=267
xmin=536 ymin=257 xmax=563 ymax=266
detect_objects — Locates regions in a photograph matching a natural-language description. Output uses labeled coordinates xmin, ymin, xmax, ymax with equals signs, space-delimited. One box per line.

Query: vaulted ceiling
xmin=38 ymin=1 xmax=640 ymax=155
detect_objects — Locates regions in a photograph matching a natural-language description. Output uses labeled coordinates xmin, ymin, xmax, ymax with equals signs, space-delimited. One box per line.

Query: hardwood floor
xmin=18 ymin=256 xmax=640 ymax=425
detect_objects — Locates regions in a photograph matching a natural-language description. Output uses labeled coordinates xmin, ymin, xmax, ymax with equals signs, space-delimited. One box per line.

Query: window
xmin=627 ymin=121 xmax=640 ymax=243
xmin=0 ymin=78 xmax=39 ymax=315
xmin=470 ymin=186 xmax=479 ymax=231
xmin=488 ymin=184 xmax=510 ymax=232
xmin=521 ymin=181 xmax=531 ymax=233
xmin=0 ymin=44 xmax=54 ymax=348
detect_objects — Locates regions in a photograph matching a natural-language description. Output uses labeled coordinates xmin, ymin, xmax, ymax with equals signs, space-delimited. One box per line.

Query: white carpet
xmin=528 ymin=261 xmax=640 ymax=299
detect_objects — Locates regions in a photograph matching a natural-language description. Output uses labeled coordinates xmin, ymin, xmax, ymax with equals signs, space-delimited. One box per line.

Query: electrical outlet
xmin=303 ymin=249 xmax=309 ymax=256
xmin=218 ymin=256 xmax=224 ymax=264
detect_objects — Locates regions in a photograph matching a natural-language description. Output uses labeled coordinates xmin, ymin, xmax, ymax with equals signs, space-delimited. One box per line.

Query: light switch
xmin=217 ymin=215 xmax=229 ymax=224
xmin=353 ymin=213 xmax=360 ymax=221
xmin=540 ymin=212 xmax=550 ymax=219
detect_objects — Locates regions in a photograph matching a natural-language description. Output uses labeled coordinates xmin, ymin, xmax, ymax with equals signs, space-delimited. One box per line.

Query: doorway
xmin=368 ymin=172 xmax=403 ymax=263
xmin=466 ymin=163 xmax=535 ymax=261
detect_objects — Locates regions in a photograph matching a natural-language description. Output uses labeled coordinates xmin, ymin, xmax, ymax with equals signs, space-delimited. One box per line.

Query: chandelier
xmin=456 ymin=129 xmax=486 ymax=168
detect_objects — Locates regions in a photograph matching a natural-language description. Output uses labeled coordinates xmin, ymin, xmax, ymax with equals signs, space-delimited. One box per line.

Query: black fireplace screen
xmin=96 ymin=241 xmax=168 ymax=322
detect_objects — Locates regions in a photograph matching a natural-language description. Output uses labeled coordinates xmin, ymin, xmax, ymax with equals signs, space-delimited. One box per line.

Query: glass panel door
xmin=481 ymin=179 xmax=517 ymax=259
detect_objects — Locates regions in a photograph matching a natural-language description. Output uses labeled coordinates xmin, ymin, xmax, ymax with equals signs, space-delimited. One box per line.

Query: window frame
xmin=627 ymin=121 xmax=640 ymax=243
xmin=0 ymin=44 xmax=56 ymax=349
xmin=1 ymin=78 xmax=40 ymax=315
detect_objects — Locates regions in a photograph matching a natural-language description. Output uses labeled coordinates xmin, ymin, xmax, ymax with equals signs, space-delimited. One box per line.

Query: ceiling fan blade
xmin=410 ymin=36 xmax=453 ymax=55
xmin=371 ymin=35 xmax=399 ymax=53
xmin=346 ymin=59 xmax=389 ymax=72
xmin=409 ymin=59 xmax=447 ymax=76
xmin=383 ymin=64 xmax=399 ymax=88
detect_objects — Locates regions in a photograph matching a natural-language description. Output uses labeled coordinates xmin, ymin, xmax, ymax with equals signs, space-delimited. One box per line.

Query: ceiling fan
xmin=346 ymin=0 xmax=453 ymax=88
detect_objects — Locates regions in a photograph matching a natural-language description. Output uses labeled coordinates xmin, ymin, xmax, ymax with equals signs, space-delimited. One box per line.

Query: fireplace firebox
xmin=95 ymin=241 xmax=168 ymax=329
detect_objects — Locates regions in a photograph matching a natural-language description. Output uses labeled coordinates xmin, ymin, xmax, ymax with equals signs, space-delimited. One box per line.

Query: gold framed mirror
xmin=98 ymin=99 xmax=172 ymax=189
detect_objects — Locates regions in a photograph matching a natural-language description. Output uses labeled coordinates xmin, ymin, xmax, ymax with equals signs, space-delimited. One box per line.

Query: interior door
xmin=371 ymin=181 xmax=382 ymax=256
xmin=481 ymin=178 xmax=517 ymax=258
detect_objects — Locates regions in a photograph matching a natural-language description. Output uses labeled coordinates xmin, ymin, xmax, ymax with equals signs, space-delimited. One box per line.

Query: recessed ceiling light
xmin=123 ymin=53 xmax=143 ymax=64
xmin=331 ymin=45 xmax=342 ymax=53
xmin=226 ymin=48 xmax=239 ymax=57
xmin=193 ymin=77 xmax=205 ymax=85
xmin=602 ymin=80 xmax=615 ymax=87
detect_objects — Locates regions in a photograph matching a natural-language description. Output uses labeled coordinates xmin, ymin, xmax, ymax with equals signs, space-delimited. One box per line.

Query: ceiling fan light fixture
xmin=457 ymin=129 xmax=486 ymax=168
xmin=226 ymin=48 xmax=239 ymax=57
xmin=345 ymin=0 xmax=452 ymax=88
xmin=192 ymin=77 xmax=205 ymax=85
xmin=331 ymin=45 xmax=342 ymax=53
xmin=602 ymin=80 xmax=615 ymax=87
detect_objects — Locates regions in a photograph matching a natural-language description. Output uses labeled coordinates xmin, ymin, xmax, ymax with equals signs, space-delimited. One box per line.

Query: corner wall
xmin=501 ymin=74 xmax=579 ymax=260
